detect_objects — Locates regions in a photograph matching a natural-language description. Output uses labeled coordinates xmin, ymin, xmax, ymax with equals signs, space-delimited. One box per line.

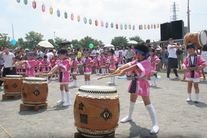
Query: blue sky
xmin=0 ymin=0 xmax=207 ymax=44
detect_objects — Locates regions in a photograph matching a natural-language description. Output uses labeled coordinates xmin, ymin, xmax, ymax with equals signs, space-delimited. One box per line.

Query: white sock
xmin=97 ymin=69 xmax=99 ymax=74
xmin=112 ymin=76 xmax=115 ymax=83
xmin=195 ymin=93 xmax=199 ymax=101
xmin=106 ymin=69 xmax=108 ymax=74
xmin=146 ymin=104 xmax=158 ymax=127
xmin=60 ymin=91 xmax=64 ymax=101
xmin=150 ymin=77 xmax=154 ymax=85
xmin=73 ymin=80 xmax=77 ymax=86
xmin=88 ymin=81 xmax=91 ymax=85
xmin=95 ymin=69 xmax=98 ymax=74
xmin=153 ymin=76 xmax=156 ymax=86
xmin=188 ymin=93 xmax=192 ymax=100
xmin=85 ymin=81 xmax=87 ymax=85
xmin=121 ymin=101 xmax=135 ymax=122
xmin=111 ymin=77 xmax=113 ymax=83
xmin=66 ymin=91 xmax=71 ymax=103
xmin=101 ymin=68 xmax=104 ymax=75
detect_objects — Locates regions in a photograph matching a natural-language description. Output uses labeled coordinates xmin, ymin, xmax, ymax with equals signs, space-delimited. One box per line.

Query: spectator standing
xmin=125 ymin=46 xmax=134 ymax=62
xmin=176 ymin=42 xmax=184 ymax=70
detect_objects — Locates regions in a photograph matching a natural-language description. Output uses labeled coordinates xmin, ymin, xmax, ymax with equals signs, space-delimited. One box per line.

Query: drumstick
xmin=97 ymin=74 xmax=120 ymax=80
xmin=0 ymin=125 xmax=13 ymax=138
xmin=5 ymin=65 xmax=17 ymax=68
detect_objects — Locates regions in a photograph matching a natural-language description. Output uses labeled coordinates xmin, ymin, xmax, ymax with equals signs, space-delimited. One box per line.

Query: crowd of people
xmin=0 ymin=38 xmax=207 ymax=135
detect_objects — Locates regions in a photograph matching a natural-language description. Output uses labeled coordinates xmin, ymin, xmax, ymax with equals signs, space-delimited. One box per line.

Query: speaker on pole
xmin=160 ymin=23 xmax=172 ymax=41
xmin=171 ymin=20 xmax=184 ymax=39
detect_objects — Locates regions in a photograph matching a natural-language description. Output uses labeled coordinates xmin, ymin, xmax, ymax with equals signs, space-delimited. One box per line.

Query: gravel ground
xmin=0 ymin=71 xmax=207 ymax=138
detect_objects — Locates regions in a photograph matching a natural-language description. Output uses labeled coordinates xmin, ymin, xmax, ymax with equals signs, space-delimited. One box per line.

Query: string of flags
xmin=16 ymin=0 xmax=160 ymax=30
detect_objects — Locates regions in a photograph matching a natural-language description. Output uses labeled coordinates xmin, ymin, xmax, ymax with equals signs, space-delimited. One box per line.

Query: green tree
xmin=79 ymin=36 xmax=103 ymax=48
xmin=0 ymin=33 xmax=11 ymax=47
xmin=17 ymin=38 xmax=27 ymax=49
xmin=71 ymin=39 xmax=80 ymax=49
xmin=48 ymin=39 xmax=57 ymax=48
xmin=25 ymin=31 xmax=44 ymax=49
xmin=54 ymin=37 xmax=67 ymax=49
xmin=111 ymin=36 xmax=128 ymax=47
xmin=129 ymin=35 xmax=144 ymax=43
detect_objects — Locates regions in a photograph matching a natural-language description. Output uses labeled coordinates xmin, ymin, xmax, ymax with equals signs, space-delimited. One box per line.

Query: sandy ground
xmin=0 ymin=70 xmax=207 ymax=138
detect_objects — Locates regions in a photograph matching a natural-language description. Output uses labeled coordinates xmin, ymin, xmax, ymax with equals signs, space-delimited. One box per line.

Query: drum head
xmin=5 ymin=75 xmax=23 ymax=78
xmin=24 ymin=77 xmax=46 ymax=81
xmin=199 ymin=31 xmax=207 ymax=46
xmin=79 ymin=85 xmax=117 ymax=93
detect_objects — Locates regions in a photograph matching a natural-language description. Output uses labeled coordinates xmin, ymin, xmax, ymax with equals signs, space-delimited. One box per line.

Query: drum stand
xmin=20 ymin=103 xmax=48 ymax=112
xmin=2 ymin=93 xmax=21 ymax=100
xmin=74 ymin=132 xmax=115 ymax=138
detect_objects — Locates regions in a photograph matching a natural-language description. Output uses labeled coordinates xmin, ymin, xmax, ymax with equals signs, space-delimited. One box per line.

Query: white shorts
xmin=71 ymin=72 xmax=77 ymax=75
xmin=186 ymin=78 xmax=200 ymax=83
xmin=151 ymin=70 xmax=157 ymax=73
xmin=84 ymin=72 xmax=91 ymax=75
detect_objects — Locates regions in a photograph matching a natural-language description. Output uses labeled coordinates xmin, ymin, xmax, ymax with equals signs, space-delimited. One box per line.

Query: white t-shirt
xmin=46 ymin=52 xmax=54 ymax=60
xmin=114 ymin=50 xmax=120 ymax=57
xmin=2 ymin=52 xmax=15 ymax=67
xmin=122 ymin=50 xmax=127 ymax=57
xmin=167 ymin=44 xmax=177 ymax=58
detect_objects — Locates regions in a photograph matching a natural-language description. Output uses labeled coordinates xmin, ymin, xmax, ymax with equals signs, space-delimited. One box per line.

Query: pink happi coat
xmin=80 ymin=57 xmax=93 ymax=73
xmin=117 ymin=55 xmax=125 ymax=66
xmin=93 ymin=56 xmax=101 ymax=67
xmin=57 ymin=59 xmax=71 ymax=84
xmin=127 ymin=59 xmax=151 ymax=96
xmin=40 ymin=59 xmax=52 ymax=72
xmin=106 ymin=55 xmax=117 ymax=70
xmin=183 ymin=55 xmax=207 ymax=78
xmin=149 ymin=55 xmax=160 ymax=72
xmin=100 ymin=56 xmax=106 ymax=67
xmin=25 ymin=60 xmax=37 ymax=77
xmin=71 ymin=59 xmax=80 ymax=73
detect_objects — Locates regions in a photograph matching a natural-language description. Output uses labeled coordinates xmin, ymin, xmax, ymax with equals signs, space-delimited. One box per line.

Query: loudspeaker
xmin=171 ymin=20 xmax=184 ymax=39
xmin=160 ymin=23 xmax=172 ymax=41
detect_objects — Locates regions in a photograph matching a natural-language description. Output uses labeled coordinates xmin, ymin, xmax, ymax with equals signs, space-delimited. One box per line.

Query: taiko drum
xmin=74 ymin=85 xmax=120 ymax=137
xmin=21 ymin=77 xmax=48 ymax=105
xmin=4 ymin=75 xmax=23 ymax=95
xmin=184 ymin=31 xmax=207 ymax=47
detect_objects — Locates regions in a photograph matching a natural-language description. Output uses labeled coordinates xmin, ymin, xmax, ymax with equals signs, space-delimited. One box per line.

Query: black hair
xmin=149 ymin=49 xmax=155 ymax=52
xmin=187 ymin=43 xmax=196 ymax=49
xmin=107 ymin=49 xmax=114 ymax=54
xmin=49 ymin=49 xmax=53 ymax=52
xmin=57 ymin=48 xmax=68 ymax=55
xmin=134 ymin=43 xmax=149 ymax=56
xmin=44 ymin=55 xmax=48 ymax=58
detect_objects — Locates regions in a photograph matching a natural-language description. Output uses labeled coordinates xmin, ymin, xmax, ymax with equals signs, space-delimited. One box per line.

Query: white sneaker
xmin=176 ymin=76 xmax=181 ymax=79
xmin=57 ymin=100 xmax=65 ymax=104
xmin=167 ymin=78 xmax=171 ymax=80
xmin=194 ymin=99 xmax=199 ymax=103
xmin=186 ymin=98 xmax=192 ymax=102
xmin=73 ymin=84 xmax=77 ymax=87
xmin=120 ymin=116 xmax=132 ymax=123
xmin=150 ymin=84 xmax=156 ymax=87
xmin=108 ymin=82 xmax=115 ymax=85
xmin=63 ymin=102 xmax=71 ymax=106
xmin=150 ymin=125 xmax=159 ymax=134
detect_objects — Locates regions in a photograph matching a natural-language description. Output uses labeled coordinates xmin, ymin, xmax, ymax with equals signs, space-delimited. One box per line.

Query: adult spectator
xmin=167 ymin=38 xmax=185 ymax=80
xmin=122 ymin=47 xmax=127 ymax=57
xmin=125 ymin=46 xmax=134 ymax=62
xmin=114 ymin=47 xmax=120 ymax=57
xmin=0 ymin=46 xmax=16 ymax=77
xmin=37 ymin=47 xmax=43 ymax=57
xmin=46 ymin=49 xmax=54 ymax=61
xmin=176 ymin=42 xmax=184 ymax=70
xmin=146 ymin=39 xmax=154 ymax=49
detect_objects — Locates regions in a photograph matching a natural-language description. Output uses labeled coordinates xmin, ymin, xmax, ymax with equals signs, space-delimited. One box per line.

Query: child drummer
xmin=114 ymin=43 xmax=159 ymax=134
xmin=182 ymin=43 xmax=207 ymax=103
xmin=47 ymin=49 xmax=71 ymax=106
xmin=70 ymin=53 xmax=80 ymax=87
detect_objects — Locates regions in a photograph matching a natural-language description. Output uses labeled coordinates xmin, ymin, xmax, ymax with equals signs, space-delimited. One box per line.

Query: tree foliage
xmin=25 ymin=31 xmax=44 ymax=49
xmin=78 ymin=36 xmax=103 ymax=48
xmin=0 ymin=33 xmax=11 ymax=47
xmin=111 ymin=36 xmax=128 ymax=47
xmin=129 ymin=35 xmax=144 ymax=42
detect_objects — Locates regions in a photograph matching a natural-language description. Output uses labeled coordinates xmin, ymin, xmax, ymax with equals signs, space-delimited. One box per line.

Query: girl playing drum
xmin=115 ymin=43 xmax=159 ymax=134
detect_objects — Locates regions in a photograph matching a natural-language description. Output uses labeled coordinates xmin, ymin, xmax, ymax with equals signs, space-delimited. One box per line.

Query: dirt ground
xmin=0 ymin=70 xmax=207 ymax=138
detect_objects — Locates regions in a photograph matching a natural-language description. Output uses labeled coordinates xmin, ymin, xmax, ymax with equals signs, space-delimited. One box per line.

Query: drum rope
xmin=0 ymin=125 xmax=13 ymax=138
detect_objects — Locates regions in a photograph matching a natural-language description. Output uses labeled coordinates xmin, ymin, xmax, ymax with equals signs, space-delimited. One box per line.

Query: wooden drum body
xmin=184 ymin=31 xmax=207 ymax=47
xmin=74 ymin=85 xmax=120 ymax=137
xmin=4 ymin=75 xmax=23 ymax=95
xmin=21 ymin=77 xmax=48 ymax=105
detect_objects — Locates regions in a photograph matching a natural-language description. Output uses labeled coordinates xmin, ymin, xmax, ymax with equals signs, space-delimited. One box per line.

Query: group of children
xmin=10 ymin=42 xmax=206 ymax=135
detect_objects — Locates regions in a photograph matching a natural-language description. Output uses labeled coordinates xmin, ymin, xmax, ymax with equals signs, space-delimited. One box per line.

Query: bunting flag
xmin=15 ymin=1 xmax=160 ymax=31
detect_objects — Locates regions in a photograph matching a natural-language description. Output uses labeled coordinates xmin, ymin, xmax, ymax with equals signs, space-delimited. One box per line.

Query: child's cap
xmin=187 ymin=43 xmax=196 ymax=49
xmin=149 ymin=48 xmax=155 ymax=52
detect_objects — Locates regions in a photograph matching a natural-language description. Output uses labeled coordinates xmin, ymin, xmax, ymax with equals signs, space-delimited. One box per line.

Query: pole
xmin=54 ymin=31 xmax=56 ymax=40
xmin=187 ymin=0 xmax=190 ymax=33
xmin=12 ymin=24 xmax=14 ymax=39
